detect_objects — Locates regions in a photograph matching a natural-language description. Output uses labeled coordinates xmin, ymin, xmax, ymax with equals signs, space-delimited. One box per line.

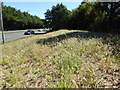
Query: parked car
xmin=24 ymin=30 xmax=35 ymax=35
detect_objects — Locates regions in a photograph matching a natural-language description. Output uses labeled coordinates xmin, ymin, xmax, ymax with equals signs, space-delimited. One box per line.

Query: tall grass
xmin=1 ymin=30 xmax=120 ymax=88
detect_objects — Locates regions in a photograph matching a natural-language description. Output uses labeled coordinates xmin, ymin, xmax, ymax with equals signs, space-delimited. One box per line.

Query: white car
xmin=38 ymin=29 xmax=42 ymax=32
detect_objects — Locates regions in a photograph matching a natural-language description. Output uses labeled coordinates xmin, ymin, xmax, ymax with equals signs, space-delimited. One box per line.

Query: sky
xmin=4 ymin=2 xmax=83 ymax=19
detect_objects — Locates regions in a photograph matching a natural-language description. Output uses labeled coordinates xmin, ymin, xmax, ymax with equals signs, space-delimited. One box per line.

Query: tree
xmin=100 ymin=2 xmax=120 ymax=32
xmin=44 ymin=9 xmax=52 ymax=28
xmin=69 ymin=2 xmax=99 ymax=30
xmin=45 ymin=3 xmax=71 ymax=30
xmin=2 ymin=4 xmax=44 ymax=30
xmin=70 ymin=2 xmax=120 ymax=32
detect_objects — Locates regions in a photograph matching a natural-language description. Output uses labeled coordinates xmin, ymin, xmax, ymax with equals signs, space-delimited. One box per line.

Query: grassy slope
xmin=1 ymin=29 xmax=120 ymax=88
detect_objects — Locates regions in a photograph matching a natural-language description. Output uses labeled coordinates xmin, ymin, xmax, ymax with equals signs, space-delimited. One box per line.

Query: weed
xmin=1 ymin=29 xmax=120 ymax=88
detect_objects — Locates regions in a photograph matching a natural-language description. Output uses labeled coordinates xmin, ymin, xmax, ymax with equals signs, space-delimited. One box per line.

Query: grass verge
xmin=1 ymin=29 xmax=120 ymax=88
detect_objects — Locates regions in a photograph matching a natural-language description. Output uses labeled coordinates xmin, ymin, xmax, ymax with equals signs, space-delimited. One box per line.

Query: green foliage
xmin=71 ymin=2 xmax=120 ymax=33
xmin=45 ymin=3 xmax=71 ymax=30
xmin=2 ymin=4 xmax=44 ymax=30
xmin=2 ymin=2 xmax=120 ymax=32
xmin=45 ymin=2 xmax=120 ymax=33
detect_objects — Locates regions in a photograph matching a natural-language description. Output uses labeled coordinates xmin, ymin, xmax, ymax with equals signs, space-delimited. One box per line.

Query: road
xmin=0 ymin=30 xmax=48 ymax=42
xmin=5 ymin=32 xmax=32 ymax=42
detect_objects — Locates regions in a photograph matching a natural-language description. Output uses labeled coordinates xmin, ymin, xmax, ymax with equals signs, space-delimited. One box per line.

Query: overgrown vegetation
xmin=1 ymin=30 xmax=120 ymax=88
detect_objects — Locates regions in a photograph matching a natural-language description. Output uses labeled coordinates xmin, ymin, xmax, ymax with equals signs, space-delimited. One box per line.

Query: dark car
xmin=24 ymin=30 xmax=35 ymax=35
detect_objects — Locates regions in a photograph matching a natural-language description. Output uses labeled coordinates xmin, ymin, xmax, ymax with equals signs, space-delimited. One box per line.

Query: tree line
xmin=45 ymin=2 xmax=120 ymax=33
xmin=2 ymin=4 xmax=44 ymax=31
xmin=2 ymin=2 xmax=120 ymax=33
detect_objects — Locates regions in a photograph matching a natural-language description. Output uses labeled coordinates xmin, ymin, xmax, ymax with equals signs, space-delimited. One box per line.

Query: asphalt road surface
xmin=0 ymin=30 xmax=48 ymax=42
xmin=4 ymin=32 xmax=31 ymax=42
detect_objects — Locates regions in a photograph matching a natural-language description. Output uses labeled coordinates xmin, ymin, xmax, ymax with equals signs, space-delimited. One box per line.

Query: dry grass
xmin=0 ymin=29 xmax=120 ymax=88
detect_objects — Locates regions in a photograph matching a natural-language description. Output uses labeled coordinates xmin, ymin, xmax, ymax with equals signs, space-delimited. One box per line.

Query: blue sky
xmin=4 ymin=2 xmax=82 ymax=19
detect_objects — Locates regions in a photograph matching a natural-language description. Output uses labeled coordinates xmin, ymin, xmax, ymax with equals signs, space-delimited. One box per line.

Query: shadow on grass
xmin=36 ymin=31 xmax=118 ymax=45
